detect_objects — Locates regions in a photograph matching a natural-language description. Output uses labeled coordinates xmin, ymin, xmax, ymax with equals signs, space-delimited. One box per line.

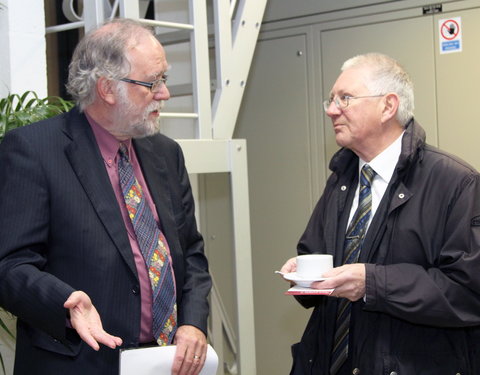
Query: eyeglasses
xmin=323 ymin=94 xmax=384 ymax=111
xmin=119 ymin=75 xmax=168 ymax=93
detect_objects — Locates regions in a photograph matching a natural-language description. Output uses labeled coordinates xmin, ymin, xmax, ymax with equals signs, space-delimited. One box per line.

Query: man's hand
xmin=172 ymin=325 xmax=207 ymax=375
xmin=64 ymin=291 xmax=123 ymax=351
xmin=280 ymin=257 xmax=297 ymax=276
xmin=311 ymin=263 xmax=366 ymax=301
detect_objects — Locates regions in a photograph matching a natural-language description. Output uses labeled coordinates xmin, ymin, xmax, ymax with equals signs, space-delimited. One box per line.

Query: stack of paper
xmin=119 ymin=344 xmax=218 ymax=375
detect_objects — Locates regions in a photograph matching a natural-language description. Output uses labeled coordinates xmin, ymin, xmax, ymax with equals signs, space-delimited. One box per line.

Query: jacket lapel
xmin=62 ymin=109 xmax=138 ymax=276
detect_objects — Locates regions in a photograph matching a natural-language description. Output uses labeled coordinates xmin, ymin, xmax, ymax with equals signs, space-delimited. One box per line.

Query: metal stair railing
xmin=209 ymin=277 xmax=238 ymax=374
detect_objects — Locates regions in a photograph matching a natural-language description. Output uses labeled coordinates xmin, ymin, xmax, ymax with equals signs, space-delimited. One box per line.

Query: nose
xmin=326 ymin=101 xmax=340 ymax=117
xmin=153 ymin=84 xmax=170 ymax=101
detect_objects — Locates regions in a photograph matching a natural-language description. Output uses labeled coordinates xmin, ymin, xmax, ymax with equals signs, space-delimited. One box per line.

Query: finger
xmin=280 ymin=257 xmax=297 ymax=274
xmin=310 ymin=280 xmax=327 ymax=289
xmin=185 ymin=348 xmax=205 ymax=375
xmin=63 ymin=297 xmax=77 ymax=309
xmin=191 ymin=350 xmax=206 ymax=375
xmin=64 ymin=290 xmax=91 ymax=308
xmin=321 ymin=266 xmax=344 ymax=278
xmin=311 ymin=276 xmax=338 ymax=290
xmin=186 ymin=342 xmax=207 ymax=375
xmin=176 ymin=344 xmax=206 ymax=375
xmin=181 ymin=349 xmax=197 ymax=375
xmin=171 ymin=342 xmax=188 ymax=375
xmin=72 ymin=320 xmax=101 ymax=351
xmin=75 ymin=323 xmax=122 ymax=350
xmin=91 ymin=330 xmax=123 ymax=349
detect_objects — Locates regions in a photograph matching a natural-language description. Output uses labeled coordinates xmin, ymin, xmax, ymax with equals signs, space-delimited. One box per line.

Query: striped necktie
xmin=118 ymin=143 xmax=177 ymax=346
xmin=330 ymin=164 xmax=376 ymax=374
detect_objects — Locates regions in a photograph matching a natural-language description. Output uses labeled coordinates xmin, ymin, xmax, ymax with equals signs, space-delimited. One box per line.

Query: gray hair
xmin=342 ymin=53 xmax=414 ymax=126
xmin=66 ymin=18 xmax=155 ymax=111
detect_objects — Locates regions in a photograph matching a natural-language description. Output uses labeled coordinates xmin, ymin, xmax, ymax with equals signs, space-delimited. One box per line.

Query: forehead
xmin=331 ymin=67 xmax=369 ymax=95
xmin=126 ymin=34 xmax=168 ymax=76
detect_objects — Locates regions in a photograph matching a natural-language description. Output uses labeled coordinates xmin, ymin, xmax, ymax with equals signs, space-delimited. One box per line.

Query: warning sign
xmin=439 ymin=17 xmax=462 ymax=54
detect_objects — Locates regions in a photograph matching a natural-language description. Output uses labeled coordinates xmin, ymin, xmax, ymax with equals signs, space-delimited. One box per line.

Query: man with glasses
xmin=281 ymin=53 xmax=480 ymax=374
xmin=0 ymin=18 xmax=211 ymax=375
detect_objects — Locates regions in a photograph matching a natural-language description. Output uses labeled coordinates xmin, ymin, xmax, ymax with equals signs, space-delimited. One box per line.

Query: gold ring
xmin=193 ymin=355 xmax=200 ymax=360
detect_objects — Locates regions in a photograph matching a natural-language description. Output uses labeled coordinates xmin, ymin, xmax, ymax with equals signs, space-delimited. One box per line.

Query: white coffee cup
xmin=296 ymin=254 xmax=333 ymax=279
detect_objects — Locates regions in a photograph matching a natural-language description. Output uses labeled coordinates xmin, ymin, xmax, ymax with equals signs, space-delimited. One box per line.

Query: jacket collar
xmin=328 ymin=118 xmax=426 ymax=177
xmin=395 ymin=118 xmax=426 ymax=174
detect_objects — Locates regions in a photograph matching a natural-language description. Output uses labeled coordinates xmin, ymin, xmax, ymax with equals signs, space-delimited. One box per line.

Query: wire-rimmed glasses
xmin=323 ymin=94 xmax=384 ymax=111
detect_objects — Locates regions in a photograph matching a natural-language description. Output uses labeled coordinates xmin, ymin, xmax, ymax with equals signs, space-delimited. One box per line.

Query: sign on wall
xmin=439 ymin=17 xmax=462 ymax=54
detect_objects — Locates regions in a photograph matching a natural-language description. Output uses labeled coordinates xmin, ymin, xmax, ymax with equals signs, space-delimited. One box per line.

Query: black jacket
xmin=0 ymin=108 xmax=211 ymax=375
xmin=291 ymin=120 xmax=480 ymax=374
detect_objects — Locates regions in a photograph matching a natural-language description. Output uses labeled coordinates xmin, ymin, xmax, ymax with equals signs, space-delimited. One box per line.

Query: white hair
xmin=66 ymin=18 xmax=154 ymax=111
xmin=342 ymin=53 xmax=414 ymax=126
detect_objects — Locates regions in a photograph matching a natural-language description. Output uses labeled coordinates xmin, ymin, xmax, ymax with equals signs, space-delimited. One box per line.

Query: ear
xmin=96 ymin=77 xmax=117 ymax=105
xmin=380 ymin=93 xmax=399 ymax=123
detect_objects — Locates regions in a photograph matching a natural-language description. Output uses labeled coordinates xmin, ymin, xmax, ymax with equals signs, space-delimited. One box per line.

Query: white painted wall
xmin=0 ymin=0 xmax=47 ymax=98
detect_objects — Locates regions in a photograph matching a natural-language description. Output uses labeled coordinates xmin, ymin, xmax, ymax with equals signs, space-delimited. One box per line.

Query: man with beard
xmin=0 ymin=18 xmax=212 ymax=375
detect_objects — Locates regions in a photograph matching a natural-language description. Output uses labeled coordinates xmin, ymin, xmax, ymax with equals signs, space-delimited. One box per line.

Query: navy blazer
xmin=0 ymin=107 xmax=211 ymax=375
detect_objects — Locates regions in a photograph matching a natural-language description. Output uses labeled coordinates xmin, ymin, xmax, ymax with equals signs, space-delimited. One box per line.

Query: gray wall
xmin=202 ymin=0 xmax=480 ymax=373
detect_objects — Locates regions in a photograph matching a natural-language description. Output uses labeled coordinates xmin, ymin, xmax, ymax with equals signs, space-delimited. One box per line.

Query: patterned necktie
xmin=117 ymin=143 xmax=177 ymax=346
xmin=330 ymin=164 xmax=376 ymax=375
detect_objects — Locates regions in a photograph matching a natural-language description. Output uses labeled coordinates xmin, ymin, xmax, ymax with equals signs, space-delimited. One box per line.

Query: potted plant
xmin=0 ymin=90 xmax=73 ymax=374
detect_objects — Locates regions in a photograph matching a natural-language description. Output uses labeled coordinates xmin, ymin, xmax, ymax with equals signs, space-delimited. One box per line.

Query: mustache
xmin=146 ymin=100 xmax=165 ymax=113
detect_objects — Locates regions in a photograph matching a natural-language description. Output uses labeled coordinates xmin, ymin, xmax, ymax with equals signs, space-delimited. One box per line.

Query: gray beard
xmin=114 ymin=99 xmax=164 ymax=139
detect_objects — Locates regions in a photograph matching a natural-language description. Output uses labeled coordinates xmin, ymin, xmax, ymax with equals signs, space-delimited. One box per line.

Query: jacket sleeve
xmin=0 ymin=129 xmax=75 ymax=342
xmin=365 ymin=169 xmax=480 ymax=327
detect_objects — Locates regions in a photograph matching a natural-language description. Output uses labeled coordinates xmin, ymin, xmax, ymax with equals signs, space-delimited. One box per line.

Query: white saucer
xmin=282 ymin=272 xmax=327 ymax=288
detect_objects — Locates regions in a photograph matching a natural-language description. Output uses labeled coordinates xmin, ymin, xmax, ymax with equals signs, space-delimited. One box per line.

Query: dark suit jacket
xmin=0 ymin=107 xmax=212 ymax=375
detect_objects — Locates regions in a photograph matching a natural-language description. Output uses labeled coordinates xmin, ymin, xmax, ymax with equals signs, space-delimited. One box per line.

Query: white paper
xmin=119 ymin=344 xmax=218 ymax=375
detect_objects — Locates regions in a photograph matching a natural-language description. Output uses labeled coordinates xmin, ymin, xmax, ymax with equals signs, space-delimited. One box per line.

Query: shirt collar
xmin=359 ymin=131 xmax=405 ymax=184
xmin=85 ymin=113 xmax=132 ymax=167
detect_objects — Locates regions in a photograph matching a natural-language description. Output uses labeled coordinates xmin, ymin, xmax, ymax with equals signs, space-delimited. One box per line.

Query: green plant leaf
xmin=0 ymin=91 xmax=73 ymax=143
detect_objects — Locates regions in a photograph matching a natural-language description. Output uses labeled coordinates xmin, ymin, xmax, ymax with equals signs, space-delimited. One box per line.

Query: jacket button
xmin=390 ymin=372 xmax=398 ymax=375
xmin=398 ymin=193 xmax=405 ymax=199
xmin=352 ymin=368 xmax=360 ymax=375
xmin=341 ymin=185 xmax=347 ymax=191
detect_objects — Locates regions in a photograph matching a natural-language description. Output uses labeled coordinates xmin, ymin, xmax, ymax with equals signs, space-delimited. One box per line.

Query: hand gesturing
xmin=64 ymin=291 xmax=123 ymax=351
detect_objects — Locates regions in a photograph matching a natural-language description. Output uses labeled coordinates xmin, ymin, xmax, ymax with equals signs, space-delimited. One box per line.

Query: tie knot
xmin=360 ymin=164 xmax=375 ymax=187
xmin=118 ymin=143 xmax=129 ymax=160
